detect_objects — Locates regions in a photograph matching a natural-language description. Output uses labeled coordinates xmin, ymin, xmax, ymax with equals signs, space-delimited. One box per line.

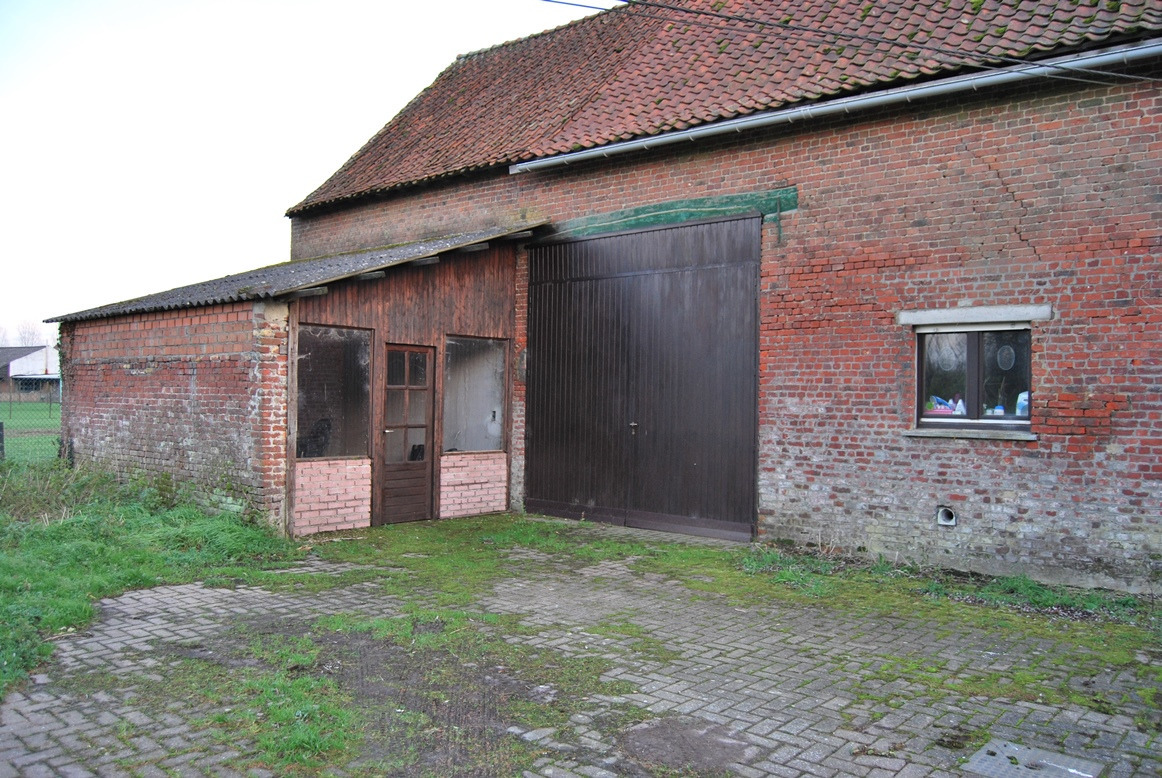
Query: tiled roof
xmin=289 ymin=0 xmax=1162 ymax=215
xmin=49 ymin=222 xmax=547 ymax=323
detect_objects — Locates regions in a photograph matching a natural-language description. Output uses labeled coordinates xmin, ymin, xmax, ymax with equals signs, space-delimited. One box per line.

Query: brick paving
xmin=1 ymin=523 xmax=1158 ymax=777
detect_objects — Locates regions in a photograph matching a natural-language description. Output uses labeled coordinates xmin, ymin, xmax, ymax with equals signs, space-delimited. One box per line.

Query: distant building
xmin=0 ymin=346 xmax=60 ymax=401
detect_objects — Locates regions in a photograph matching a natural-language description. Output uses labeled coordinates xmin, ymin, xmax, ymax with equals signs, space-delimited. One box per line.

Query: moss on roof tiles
xmin=288 ymin=0 xmax=1162 ymax=216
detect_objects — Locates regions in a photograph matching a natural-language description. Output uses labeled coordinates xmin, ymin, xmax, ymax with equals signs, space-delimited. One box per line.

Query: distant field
xmin=0 ymin=401 xmax=61 ymax=461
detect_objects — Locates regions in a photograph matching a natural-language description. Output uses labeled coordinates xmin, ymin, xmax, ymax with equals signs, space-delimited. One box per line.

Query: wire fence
xmin=0 ymin=381 xmax=62 ymax=463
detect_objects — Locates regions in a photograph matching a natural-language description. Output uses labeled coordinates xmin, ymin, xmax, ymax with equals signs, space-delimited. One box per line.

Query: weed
xmin=590 ymin=618 xmax=683 ymax=664
xmin=0 ymin=462 xmax=300 ymax=695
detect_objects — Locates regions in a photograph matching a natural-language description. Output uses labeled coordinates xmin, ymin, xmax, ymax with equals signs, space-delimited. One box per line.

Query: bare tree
xmin=17 ymin=321 xmax=45 ymax=346
xmin=0 ymin=325 xmax=8 ymax=346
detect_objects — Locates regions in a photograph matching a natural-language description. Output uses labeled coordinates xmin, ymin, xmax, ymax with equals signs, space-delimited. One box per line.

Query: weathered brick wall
xmin=293 ymin=458 xmax=371 ymax=534
xmin=292 ymin=75 xmax=1161 ymax=589
xmin=440 ymin=452 xmax=508 ymax=518
xmin=60 ymin=302 xmax=290 ymax=528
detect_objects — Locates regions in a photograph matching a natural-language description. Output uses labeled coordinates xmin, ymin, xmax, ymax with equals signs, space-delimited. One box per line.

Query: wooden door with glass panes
xmin=374 ymin=345 xmax=433 ymax=525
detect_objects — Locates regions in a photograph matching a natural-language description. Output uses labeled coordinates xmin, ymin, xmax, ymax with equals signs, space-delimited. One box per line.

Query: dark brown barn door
xmin=374 ymin=345 xmax=434 ymax=525
xmin=526 ymin=215 xmax=759 ymax=541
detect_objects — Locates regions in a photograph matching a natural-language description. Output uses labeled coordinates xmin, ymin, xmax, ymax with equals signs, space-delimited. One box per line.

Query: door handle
xmin=629 ymin=422 xmax=638 ymax=436
xmin=384 ymin=429 xmax=394 ymax=433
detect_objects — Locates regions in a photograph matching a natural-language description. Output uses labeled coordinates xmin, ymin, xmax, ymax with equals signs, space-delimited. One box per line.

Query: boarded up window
xmin=296 ymin=325 xmax=370 ymax=458
xmin=443 ymin=337 xmax=505 ymax=452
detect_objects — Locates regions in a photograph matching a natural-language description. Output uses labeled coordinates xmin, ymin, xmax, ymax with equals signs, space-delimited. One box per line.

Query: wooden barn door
xmin=526 ymin=215 xmax=760 ymax=541
xmin=374 ymin=345 xmax=433 ymax=525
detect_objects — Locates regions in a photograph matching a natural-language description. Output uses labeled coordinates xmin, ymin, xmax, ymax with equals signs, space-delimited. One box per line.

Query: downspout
xmin=509 ymin=40 xmax=1162 ymax=175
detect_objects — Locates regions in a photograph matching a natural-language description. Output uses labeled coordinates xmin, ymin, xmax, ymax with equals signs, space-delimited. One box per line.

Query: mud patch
xmin=620 ymin=715 xmax=758 ymax=773
xmin=222 ymin=614 xmax=546 ymax=773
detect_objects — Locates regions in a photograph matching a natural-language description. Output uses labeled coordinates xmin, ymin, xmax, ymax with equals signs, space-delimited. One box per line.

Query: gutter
xmin=509 ymin=39 xmax=1162 ymax=175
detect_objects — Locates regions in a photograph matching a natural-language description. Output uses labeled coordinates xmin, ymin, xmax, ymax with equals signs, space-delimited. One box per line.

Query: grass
xmin=0 ymin=401 xmax=61 ymax=463
xmin=0 ymin=400 xmax=61 ymax=432
xmin=0 ymin=460 xmax=301 ymax=695
xmin=3 ymin=462 xmax=1160 ymax=768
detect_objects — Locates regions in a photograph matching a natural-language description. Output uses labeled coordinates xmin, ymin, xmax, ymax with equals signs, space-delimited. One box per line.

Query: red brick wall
xmin=59 ymin=302 xmax=290 ymax=527
xmin=299 ymin=76 xmax=1159 ymax=589
xmin=293 ymin=458 xmax=371 ymax=533
xmin=440 ymin=451 xmax=508 ymax=518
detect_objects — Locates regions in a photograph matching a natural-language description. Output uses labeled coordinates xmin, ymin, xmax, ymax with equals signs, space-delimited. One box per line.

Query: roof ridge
xmin=288 ymin=0 xmax=1162 ymax=216
xmin=453 ymin=3 xmax=635 ymax=62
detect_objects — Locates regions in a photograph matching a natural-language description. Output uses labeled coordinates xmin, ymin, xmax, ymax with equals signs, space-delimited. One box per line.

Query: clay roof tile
xmin=289 ymin=0 xmax=1162 ymax=215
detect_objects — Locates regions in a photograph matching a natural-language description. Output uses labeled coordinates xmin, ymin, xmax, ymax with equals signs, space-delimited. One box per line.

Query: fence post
xmin=0 ymin=420 xmax=5 ymax=461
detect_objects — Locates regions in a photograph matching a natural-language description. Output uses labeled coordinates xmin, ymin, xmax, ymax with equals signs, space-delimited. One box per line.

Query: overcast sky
xmin=0 ymin=0 xmax=607 ymax=350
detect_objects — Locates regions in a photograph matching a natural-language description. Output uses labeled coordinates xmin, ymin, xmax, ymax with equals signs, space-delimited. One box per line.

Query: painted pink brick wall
xmin=293 ymin=458 xmax=371 ymax=534
xmin=440 ymin=452 xmax=508 ymax=518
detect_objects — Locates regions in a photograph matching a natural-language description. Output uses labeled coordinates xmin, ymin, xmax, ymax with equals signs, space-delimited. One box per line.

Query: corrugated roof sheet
xmin=49 ymin=222 xmax=547 ymax=323
xmin=288 ymin=0 xmax=1162 ymax=215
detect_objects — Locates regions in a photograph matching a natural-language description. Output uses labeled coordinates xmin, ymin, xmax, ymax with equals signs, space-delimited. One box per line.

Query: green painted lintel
xmin=555 ymin=187 xmax=797 ymax=239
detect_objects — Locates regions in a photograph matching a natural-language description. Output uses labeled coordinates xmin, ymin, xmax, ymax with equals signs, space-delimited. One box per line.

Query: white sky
xmin=0 ymin=0 xmax=607 ymax=348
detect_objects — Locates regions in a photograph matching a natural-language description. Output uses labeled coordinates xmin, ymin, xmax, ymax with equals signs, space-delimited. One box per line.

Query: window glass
xmin=918 ymin=328 xmax=1031 ymax=425
xmin=408 ymin=352 xmax=427 ymax=387
xmin=983 ymin=330 xmax=1031 ymax=418
xmin=443 ymin=337 xmax=506 ymax=452
xmin=296 ymin=326 xmax=371 ymax=458
xmin=408 ymin=389 xmax=430 ymax=425
xmin=922 ymin=333 xmax=967 ymax=417
xmin=406 ymin=428 xmax=427 ymax=461
xmin=387 ymin=351 xmax=406 ymax=386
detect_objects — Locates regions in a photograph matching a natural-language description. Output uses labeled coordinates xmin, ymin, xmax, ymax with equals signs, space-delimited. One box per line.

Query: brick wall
xmin=292 ymin=75 xmax=1160 ymax=589
xmin=293 ymin=458 xmax=371 ymax=534
xmin=59 ymin=301 xmax=290 ymax=528
xmin=440 ymin=451 xmax=508 ymax=518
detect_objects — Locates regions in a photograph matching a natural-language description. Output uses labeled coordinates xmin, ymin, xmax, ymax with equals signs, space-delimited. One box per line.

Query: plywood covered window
xmin=443 ymin=337 xmax=506 ymax=452
xmin=296 ymin=325 xmax=371 ymax=458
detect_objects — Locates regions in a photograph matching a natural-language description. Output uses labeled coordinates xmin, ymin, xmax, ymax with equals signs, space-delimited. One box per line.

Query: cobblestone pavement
xmin=1 ymin=523 xmax=1158 ymax=777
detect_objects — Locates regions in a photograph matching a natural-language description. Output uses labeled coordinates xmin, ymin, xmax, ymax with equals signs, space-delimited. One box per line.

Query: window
xmin=898 ymin=304 xmax=1050 ymax=432
xmin=919 ymin=329 xmax=1030 ymax=424
xmin=296 ymin=325 xmax=371 ymax=458
xmin=443 ymin=337 xmax=506 ymax=452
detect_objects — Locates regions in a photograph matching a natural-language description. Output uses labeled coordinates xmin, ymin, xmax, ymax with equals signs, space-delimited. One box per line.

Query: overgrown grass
xmin=0 ymin=460 xmax=300 ymax=695
xmin=0 ymin=400 xmax=61 ymax=431
xmin=0 ymin=401 xmax=61 ymax=463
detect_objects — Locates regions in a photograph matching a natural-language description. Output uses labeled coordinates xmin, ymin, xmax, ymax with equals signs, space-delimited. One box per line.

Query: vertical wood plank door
xmin=374 ymin=345 xmax=434 ymax=525
xmin=526 ymin=215 xmax=760 ymax=541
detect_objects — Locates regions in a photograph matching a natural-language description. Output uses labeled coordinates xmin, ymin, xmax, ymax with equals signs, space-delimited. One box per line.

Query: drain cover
xmin=964 ymin=740 xmax=1106 ymax=778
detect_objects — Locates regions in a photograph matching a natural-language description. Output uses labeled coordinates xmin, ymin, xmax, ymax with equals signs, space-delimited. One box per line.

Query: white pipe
xmin=509 ymin=40 xmax=1162 ymax=175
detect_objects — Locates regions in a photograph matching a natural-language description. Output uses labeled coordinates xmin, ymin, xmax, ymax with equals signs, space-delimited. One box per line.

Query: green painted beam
xmin=554 ymin=187 xmax=797 ymax=239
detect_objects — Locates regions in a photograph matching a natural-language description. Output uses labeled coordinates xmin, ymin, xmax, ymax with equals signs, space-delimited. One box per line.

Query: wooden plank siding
xmin=294 ymin=246 xmax=516 ymax=524
xmin=526 ymin=216 xmax=760 ymax=541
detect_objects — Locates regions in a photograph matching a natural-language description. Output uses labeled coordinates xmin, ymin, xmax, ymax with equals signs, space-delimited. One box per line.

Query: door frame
xmin=373 ymin=343 xmax=436 ymax=525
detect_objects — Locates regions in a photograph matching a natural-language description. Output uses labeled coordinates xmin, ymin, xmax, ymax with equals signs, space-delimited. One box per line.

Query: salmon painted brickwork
xmin=59 ymin=302 xmax=290 ymax=527
xmin=440 ymin=452 xmax=509 ymax=519
xmin=293 ymin=458 xmax=372 ymax=534
xmin=291 ymin=77 xmax=1161 ymax=588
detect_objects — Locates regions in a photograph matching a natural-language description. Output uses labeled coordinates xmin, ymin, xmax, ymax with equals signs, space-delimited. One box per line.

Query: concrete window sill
xmin=903 ymin=428 xmax=1038 ymax=442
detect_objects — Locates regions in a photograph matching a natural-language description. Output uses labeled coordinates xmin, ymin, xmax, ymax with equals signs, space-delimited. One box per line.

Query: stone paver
xmin=1 ymin=522 xmax=1159 ymax=776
